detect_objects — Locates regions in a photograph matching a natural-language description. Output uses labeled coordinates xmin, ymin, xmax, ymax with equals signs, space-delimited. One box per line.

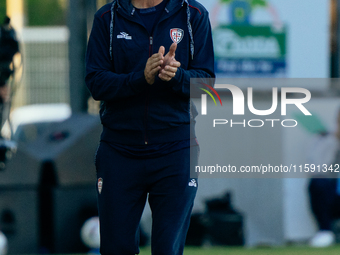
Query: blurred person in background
xmin=85 ymin=0 xmax=215 ymax=254
xmin=0 ymin=17 xmax=19 ymax=130
xmin=308 ymin=109 xmax=340 ymax=247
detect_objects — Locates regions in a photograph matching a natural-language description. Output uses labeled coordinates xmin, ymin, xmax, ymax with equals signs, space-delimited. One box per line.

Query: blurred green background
xmin=0 ymin=1 xmax=6 ymax=23
xmin=25 ymin=0 xmax=67 ymax=26
xmin=0 ymin=0 xmax=67 ymax=26
xmin=140 ymin=246 xmax=340 ymax=255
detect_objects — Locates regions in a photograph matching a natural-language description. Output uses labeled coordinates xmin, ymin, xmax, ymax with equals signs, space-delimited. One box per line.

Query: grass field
xmin=139 ymin=245 xmax=340 ymax=255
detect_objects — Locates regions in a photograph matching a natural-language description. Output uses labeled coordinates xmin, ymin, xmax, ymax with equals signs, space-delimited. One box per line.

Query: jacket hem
xmin=100 ymin=124 xmax=196 ymax=145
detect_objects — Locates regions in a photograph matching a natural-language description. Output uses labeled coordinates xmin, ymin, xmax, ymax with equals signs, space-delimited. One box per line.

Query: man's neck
xmin=131 ymin=0 xmax=163 ymax=9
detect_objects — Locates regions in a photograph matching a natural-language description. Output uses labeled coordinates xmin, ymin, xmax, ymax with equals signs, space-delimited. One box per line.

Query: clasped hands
xmin=144 ymin=42 xmax=181 ymax=85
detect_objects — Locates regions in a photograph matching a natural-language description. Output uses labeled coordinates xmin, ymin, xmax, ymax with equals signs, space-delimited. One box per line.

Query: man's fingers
xmin=150 ymin=66 xmax=161 ymax=76
xmin=150 ymin=52 xmax=163 ymax=61
xmin=163 ymin=65 xmax=178 ymax=73
xmin=168 ymin=43 xmax=177 ymax=57
xmin=158 ymin=46 xmax=165 ymax=56
xmin=146 ymin=55 xmax=163 ymax=71
xmin=159 ymin=69 xmax=176 ymax=80
xmin=169 ymin=61 xmax=181 ymax=68
xmin=161 ymin=61 xmax=180 ymax=72
xmin=149 ymin=59 xmax=163 ymax=70
xmin=145 ymin=54 xmax=163 ymax=85
xmin=159 ymin=73 xmax=171 ymax=81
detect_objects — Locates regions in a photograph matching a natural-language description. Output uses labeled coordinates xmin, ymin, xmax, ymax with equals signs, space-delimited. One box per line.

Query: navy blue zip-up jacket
xmin=85 ymin=0 xmax=215 ymax=145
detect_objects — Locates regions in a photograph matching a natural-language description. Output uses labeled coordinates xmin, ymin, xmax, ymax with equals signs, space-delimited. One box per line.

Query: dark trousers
xmin=309 ymin=178 xmax=340 ymax=230
xmin=95 ymin=141 xmax=198 ymax=255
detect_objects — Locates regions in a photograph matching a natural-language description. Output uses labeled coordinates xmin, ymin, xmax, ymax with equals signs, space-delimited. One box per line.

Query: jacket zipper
xmin=114 ymin=8 xmax=186 ymax=145
xmin=144 ymin=36 xmax=153 ymax=145
xmin=149 ymin=36 xmax=153 ymax=56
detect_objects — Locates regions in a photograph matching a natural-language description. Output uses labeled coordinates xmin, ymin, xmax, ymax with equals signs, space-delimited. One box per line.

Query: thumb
xmin=169 ymin=43 xmax=177 ymax=57
xmin=158 ymin=46 xmax=165 ymax=56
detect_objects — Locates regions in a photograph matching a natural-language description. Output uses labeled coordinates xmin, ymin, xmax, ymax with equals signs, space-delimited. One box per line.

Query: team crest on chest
xmin=170 ymin=28 xmax=184 ymax=44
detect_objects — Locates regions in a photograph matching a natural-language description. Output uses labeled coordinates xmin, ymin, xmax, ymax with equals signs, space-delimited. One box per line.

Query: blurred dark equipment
xmin=186 ymin=191 xmax=244 ymax=246
xmin=185 ymin=213 xmax=207 ymax=246
xmin=205 ymin=192 xmax=244 ymax=246
xmin=0 ymin=114 xmax=101 ymax=254
xmin=0 ymin=189 xmax=39 ymax=254
xmin=35 ymin=114 xmax=101 ymax=253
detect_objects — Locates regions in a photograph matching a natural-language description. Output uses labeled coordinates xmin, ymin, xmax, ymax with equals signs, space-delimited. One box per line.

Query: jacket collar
xmin=109 ymin=0 xmax=194 ymax=60
xmin=116 ymin=0 xmax=185 ymax=16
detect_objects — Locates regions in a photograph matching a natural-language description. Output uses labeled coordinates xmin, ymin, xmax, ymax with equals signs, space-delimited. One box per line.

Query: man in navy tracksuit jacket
xmin=85 ymin=0 xmax=214 ymax=254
